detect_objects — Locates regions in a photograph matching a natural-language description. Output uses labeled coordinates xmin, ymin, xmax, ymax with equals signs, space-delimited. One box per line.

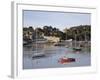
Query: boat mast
xmin=75 ymin=28 xmax=77 ymax=48
xmin=84 ymin=26 xmax=87 ymax=51
xmin=85 ymin=27 xmax=87 ymax=42
xmin=75 ymin=33 xmax=76 ymax=48
xmin=66 ymin=28 xmax=67 ymax=46
xmin=36 ymin=28 xmax=38 ymax=54
xmin=77 ymin=29 xmax=80 ymax=47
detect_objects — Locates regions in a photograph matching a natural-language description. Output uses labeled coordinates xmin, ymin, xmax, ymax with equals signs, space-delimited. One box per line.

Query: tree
xmin=28 ymin=26 xmax=34 ymax=32
xmin=63 ymin=25 xmax=91 ymax=41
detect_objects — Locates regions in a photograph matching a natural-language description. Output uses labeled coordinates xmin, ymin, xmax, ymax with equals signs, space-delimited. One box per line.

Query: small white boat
xmin=65 ymin=45 xmax=69 ymax=48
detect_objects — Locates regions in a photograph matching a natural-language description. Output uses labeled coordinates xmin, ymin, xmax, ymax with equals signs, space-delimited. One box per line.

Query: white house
xmin=43 ymin=36 xmax=60 ymax=42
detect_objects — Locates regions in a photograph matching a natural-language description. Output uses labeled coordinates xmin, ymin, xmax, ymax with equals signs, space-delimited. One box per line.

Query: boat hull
xmin=58 ymin=58 xmax=75 ymax=64
xmin=73 ymin=47 xmax=82 ymax=51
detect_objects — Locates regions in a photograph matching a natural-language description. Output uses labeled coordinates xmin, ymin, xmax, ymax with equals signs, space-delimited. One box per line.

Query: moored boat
xmin=73 ymin=47 xmax=82 ymax=51
xmin=65 ymin=45 xmax=69 ymax=48
xmin=32 ymin=52 xmax=46 ymax=59
xmin=58 ymin=57 xmax=75 ymax=64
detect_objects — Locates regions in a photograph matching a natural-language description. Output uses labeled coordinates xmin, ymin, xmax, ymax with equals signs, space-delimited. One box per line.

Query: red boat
xmin=58 ymin=57 xmax=75 ymax=64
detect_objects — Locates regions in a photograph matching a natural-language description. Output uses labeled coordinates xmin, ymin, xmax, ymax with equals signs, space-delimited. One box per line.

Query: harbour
xmin=23 ymin=41 xmax=91 ymax=69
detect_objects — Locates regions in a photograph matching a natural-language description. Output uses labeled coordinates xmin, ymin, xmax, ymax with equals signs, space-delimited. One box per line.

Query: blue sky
xmin=23 ymin=10 xmax=91 ymax=31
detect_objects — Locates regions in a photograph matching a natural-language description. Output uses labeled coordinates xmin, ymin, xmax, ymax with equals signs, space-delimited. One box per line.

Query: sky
xmin=23 ymin=10 xmax=91 ymax=31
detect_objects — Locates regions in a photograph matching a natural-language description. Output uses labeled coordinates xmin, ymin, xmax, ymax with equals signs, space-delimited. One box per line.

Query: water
xmin=23 ymin=43 xmax=91 ymax=69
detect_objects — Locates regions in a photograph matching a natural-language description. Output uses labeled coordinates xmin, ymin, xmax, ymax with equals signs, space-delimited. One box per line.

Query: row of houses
xmin=23 ymin=31 xmax=60 ymax=43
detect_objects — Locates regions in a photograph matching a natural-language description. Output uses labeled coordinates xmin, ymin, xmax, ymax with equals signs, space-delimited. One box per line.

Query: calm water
xmin=23 ymin=43 xmax=91 ymax=69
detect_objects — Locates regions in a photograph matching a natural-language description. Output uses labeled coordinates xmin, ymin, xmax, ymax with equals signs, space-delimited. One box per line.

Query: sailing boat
xmin=65 ymin=29 xmax=69 ymax=48
xmin=72 ymin=29 xmax=82 ymax=51
xmin=32 ymin=29 xmax=46 ymax=59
